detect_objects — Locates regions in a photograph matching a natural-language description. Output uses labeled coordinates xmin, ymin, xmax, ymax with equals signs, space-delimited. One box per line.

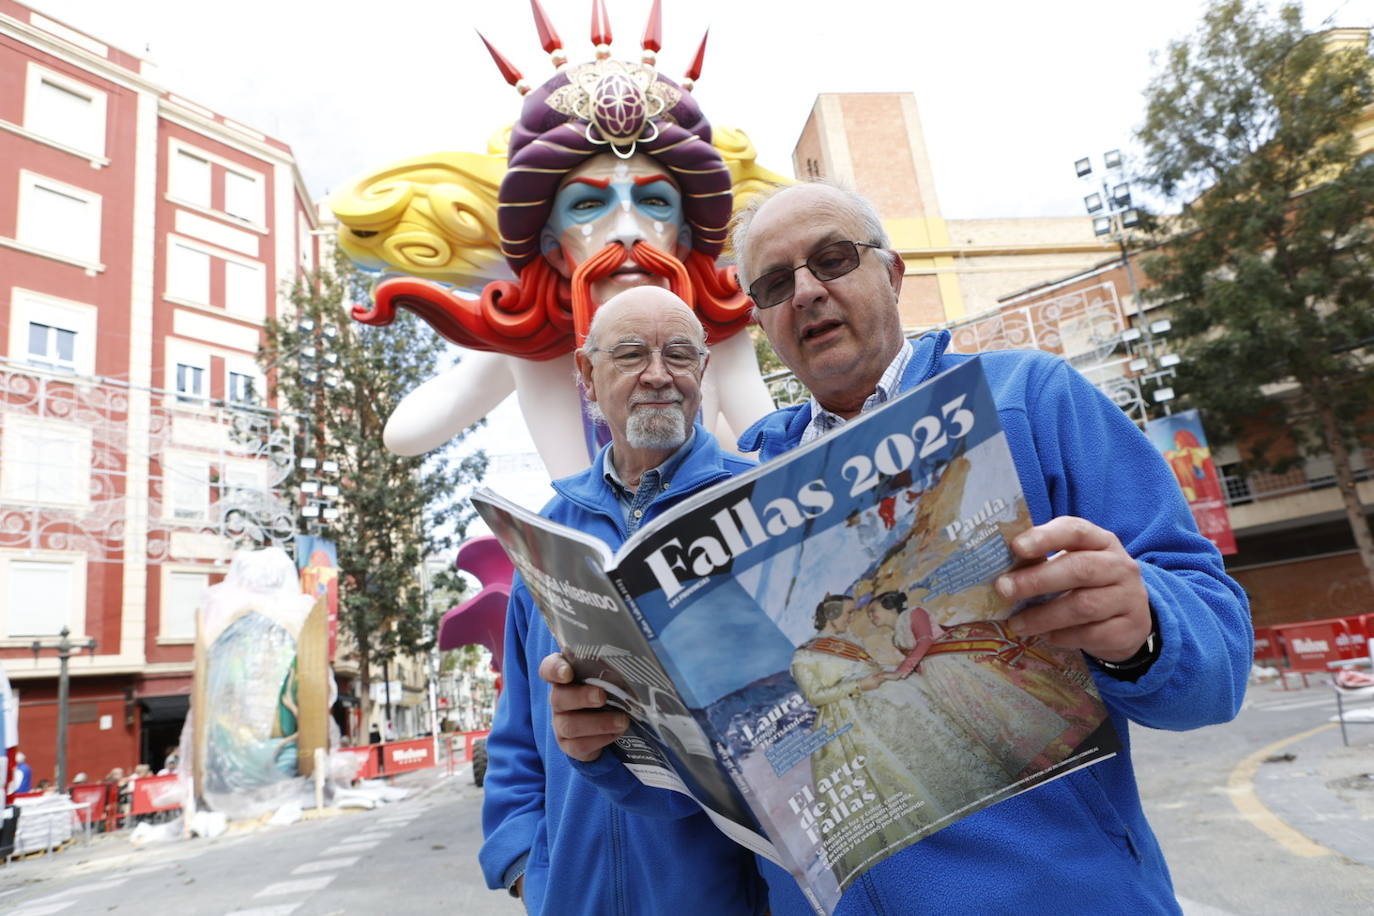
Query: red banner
xmin=1145 ymin=409 xmax=1237 ymax=555
xmin=381 ymin=738 xmax=433 ymax=774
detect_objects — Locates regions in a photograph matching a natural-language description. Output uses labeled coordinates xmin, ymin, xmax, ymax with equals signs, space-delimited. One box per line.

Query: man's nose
xmin=789 ymin=263 xmax=827 ymax=308
xmin=638 ymin=350 xmax=674 ymax=385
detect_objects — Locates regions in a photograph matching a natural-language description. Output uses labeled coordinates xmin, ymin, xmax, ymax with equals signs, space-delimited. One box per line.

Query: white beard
xmin=626 ymin=405 xmax=687 ymax=450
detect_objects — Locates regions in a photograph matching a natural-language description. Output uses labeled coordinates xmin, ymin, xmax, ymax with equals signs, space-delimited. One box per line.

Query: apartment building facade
xmin=0 ymin=1 xmax=320 ymax=781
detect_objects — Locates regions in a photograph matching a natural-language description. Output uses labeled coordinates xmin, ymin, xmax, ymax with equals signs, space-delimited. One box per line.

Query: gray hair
xmin=731 ymin=180 xmax=896 ymax=292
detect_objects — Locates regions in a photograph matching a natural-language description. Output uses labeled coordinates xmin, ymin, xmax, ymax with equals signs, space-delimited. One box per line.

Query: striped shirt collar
xmin=799 ymin=341 xmax=913 ymax=447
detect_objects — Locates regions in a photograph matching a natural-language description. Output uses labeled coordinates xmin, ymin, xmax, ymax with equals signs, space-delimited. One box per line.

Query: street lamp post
xmin=1075 ymin=150 xmax=1181 ymax=425
xmin=30 ymin=627 xmax=97 ymax=791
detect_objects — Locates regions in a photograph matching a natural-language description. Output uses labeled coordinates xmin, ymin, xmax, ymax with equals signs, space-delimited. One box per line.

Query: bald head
xmin=584 ymin=286 xmax=706 ymax=353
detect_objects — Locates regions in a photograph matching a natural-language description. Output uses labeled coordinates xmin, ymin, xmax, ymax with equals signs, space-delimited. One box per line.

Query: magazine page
xmin=612 ymin=358 xmax=1121 ymax=915
xmin=469 ymin=490 xmax=779 ymax=861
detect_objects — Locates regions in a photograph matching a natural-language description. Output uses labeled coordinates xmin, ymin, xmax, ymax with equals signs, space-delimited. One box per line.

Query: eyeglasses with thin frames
xmin=747 ymin=240 xmax=883 ymax=309
xmin=589 ymin=342 xmax=707 ymax=376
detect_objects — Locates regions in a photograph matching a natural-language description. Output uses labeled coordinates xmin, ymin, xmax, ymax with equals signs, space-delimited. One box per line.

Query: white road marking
xmin=9 ymin=904 xmax=77 ymax=916
xmin=28 ymin=878 xmax=129 ymax=904
xmin=227 ymin=905 xmax=302 ymax=916
xmin=320 ymin=840 xmax=379 ymax=855
xmin=291 ymin=856 xmax=359 ymax=875
xmin=253 ymin=876 xmax=336 ymax=897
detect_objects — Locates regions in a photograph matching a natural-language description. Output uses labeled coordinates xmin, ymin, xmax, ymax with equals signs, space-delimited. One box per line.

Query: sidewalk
xmin=1247 ymin=679 xmax=1374 ymax=870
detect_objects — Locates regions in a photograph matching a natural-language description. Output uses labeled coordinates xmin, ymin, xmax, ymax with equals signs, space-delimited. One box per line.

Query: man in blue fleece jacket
xmin=541 ymin=183 xmax=1252 ymax=914
xmin=478 ymin=286 xmax=766 ymax=915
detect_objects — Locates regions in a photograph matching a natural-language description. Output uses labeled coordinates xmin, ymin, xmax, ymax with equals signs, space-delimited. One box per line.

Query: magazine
xmin=472 ymin=358 xmax=1120 ymax=915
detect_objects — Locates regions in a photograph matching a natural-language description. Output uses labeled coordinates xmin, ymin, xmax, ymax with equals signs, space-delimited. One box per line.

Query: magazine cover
xmin=475 ymin=358 xmax=1119 ymax=915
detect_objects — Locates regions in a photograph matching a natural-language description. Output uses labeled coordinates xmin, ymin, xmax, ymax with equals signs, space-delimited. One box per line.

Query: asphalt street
xmin=1 ymin=680 xmax=1370 ymax=914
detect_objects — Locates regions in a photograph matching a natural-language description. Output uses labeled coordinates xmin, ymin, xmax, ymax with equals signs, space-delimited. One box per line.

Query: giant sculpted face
xmin=542 ymin=152 xmax=692 ymax=307
xmin=334 ymin=12 xmax=789 ymax=477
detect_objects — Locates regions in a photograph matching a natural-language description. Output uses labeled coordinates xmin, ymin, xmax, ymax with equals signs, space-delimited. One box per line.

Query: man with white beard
xmin=479 ymin=285 xmax=764 ymax=914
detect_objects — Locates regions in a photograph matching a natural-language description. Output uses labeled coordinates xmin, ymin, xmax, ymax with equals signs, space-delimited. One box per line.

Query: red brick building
xmin=0 ymin=1 xmax=320 ymax=783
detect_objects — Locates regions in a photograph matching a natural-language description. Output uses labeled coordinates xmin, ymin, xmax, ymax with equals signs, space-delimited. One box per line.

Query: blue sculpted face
xmin=540 ymin=152 xmax=692 ymax=304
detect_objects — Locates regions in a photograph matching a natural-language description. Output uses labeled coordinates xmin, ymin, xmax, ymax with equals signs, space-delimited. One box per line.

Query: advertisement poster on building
xmin=297 ymin=536 xmax=340 ymax=659
xmin=1145 ymin=409 xmax=1237 ymax=555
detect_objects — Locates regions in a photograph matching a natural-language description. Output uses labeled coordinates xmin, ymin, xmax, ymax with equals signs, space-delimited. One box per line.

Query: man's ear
xmin=542 ymin=230 xmax=571 ymax=278
xmin=574 ymin=348 xmax=597 ymax=403
xmin=885 ymin=249 xmax=905 ymax=297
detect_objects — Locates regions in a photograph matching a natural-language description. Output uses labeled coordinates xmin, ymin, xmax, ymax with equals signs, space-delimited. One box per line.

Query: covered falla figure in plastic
xmin=332 ymin=0 xmax=786 ymax=476
xmin=187 ymin=547 xmax=329 ymax=819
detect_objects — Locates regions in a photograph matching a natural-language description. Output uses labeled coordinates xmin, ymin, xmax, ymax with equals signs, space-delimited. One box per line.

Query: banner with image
xmin=1145 ymin=409 xmax=1237 ymax=555
xmin=297 ymin=535 xmax=340 ymax=659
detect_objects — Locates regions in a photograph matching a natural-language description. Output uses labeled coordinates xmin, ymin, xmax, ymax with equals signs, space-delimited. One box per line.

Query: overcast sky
xmin=30 ymin=0 xmax=1372 ymax=220
xmin=25 ymin=0 xmax=1372 ymax=514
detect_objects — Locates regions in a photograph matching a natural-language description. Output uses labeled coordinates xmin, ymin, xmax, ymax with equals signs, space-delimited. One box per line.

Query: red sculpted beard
xmin=569 ymin=240 xmax=693 ymax=345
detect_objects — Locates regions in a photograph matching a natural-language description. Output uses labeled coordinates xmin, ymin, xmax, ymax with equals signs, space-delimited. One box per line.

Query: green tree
xmin=259 ymin=251 xmax=487 ymax=733
xmin=1136 ymin=0 xmax=1374 ymax=588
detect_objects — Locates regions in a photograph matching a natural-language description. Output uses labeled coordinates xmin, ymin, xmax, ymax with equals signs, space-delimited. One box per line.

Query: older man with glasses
xmin=727 ymin=181 xmax=1252 ymax=913
xmin=479 ymin=285 xmax=766 ymax=916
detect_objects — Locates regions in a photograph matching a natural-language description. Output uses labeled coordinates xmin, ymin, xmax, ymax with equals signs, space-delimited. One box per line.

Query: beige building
xmin=793 ymin=93 xmax=1116 ymax=329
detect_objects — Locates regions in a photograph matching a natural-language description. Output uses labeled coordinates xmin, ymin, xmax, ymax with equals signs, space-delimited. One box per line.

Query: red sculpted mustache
xmin=570 ymin=241 xmax=694 ymax=345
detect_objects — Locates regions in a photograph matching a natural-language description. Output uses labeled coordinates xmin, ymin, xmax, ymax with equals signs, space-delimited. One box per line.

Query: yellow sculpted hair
xmin=329 ymin=125 xmax=789 ymax=288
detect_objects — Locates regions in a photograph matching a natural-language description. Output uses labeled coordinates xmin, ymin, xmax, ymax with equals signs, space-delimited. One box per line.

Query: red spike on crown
xmin=641 ymin=0 xmax=663 ymax=63
xmin=590 ymin=0 xmax=612 ymax=59
xmin=477 ymin=30 xmax=530 ymax=95
xmin=682 ymin=28 xmax=708 ymax=91
xmin=529 ymin=0 xmax=567 ymax=67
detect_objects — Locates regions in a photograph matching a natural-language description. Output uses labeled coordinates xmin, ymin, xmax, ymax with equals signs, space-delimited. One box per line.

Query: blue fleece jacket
xmin=732 ymin=331 xmax=1252 ymax=915
xmin=571 ymin=332 xmax=1251 ymax=914
xmin=478 ymin=424 xmax=768 ymax=916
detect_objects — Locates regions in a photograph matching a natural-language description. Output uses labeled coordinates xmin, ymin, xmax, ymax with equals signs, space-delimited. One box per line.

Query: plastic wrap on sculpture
xmin=190 ymin=548 xmax=319 ymax=820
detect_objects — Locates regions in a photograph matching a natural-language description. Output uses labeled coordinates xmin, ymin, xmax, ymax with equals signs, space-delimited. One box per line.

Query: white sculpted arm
xmin=383 ymin=351 xmax=515 ymax=456
xmin=701 ymin=331 xmax=775 ymax=448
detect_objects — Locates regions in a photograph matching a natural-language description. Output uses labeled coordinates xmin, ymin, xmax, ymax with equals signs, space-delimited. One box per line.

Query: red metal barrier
xmin=336 ymin=745 xmax=380 ymax=780
xmin=129 ymin=774 xmax=181 ymax=816
xmin=380 ymin=738 xmax=433 ymax=775
xmin=1274 ymin=618 xmax=1353 ymax=671
xmin=1253 ymin=626 xmax=1282 ymax=664
xmin=68 ymin=783 xmax=111 ymax=829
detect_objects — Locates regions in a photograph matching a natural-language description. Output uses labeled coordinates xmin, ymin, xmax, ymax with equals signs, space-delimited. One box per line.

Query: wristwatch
xmin=1091 ymin=609 xmax=1160 ymax=681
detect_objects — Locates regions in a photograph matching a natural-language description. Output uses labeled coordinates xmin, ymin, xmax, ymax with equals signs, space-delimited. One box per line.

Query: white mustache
xmin=629 ymin=389 xmax=683 ymax=407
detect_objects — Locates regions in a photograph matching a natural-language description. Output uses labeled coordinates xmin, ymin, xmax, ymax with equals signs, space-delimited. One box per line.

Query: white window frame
xmin=175 ymin=362 xmax=206 ymax=403
xmin=223 ymin=257 xmax=265 ymax=320
xmin=7 ymin=289 xmax=98 ymax=377
xmin=16 ymin=171 xmax=102 ymax=267
xmin=0 ymin=551 xmax=87 ymax=641
xmin=159 ymin=566 xmax=208 ymax=642
xmin=169 ymin=148 xmax=212 ymax=209
xmin=166 ymin=237 xmax=213 ymax=305
xmin=23 ymin=64 xmax=107 ymax=158
xmin=162 ymin=450 xmax=212 ymax=523
xmin=223 ymin=169 xmax=264 ymax=225
xmin=0 ymin=415 xmax=93 ymax=509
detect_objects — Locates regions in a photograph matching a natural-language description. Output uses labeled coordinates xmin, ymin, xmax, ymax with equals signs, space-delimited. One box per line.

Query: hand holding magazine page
xmin=472 ymin=358 xmax=1120 ymax=915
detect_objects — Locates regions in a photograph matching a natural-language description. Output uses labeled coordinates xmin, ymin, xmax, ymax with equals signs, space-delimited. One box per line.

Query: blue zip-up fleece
xmin=572 ymin=332 xmax=1251 ymax=915
xmin=478 ymin=424 xmax=768 ymax=916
